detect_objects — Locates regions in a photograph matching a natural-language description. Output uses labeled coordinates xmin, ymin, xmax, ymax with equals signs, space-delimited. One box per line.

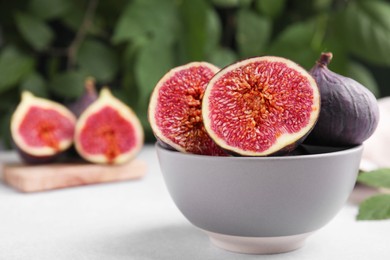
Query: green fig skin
xmin=304 ymin=53 xmax=380 ymax=147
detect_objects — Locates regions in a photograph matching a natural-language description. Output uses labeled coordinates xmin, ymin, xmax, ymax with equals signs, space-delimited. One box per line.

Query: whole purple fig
xmin=305 ymin=52 xmax=379 ymax=147
xmin=69 ymin=77 xmax=98 ymax=117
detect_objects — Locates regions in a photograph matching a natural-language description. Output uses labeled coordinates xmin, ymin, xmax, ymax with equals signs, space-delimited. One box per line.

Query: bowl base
xmin=203 ymin=230 xmax=313 ymax=254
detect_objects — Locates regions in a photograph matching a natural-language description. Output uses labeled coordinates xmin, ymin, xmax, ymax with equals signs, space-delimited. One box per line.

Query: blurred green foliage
xmin=1 ymin=0 xmax=390 ymax=146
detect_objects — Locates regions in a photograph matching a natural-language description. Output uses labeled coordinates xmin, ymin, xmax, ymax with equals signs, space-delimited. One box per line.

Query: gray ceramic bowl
xmin=156 ymin=143 xmax=363 ymax=254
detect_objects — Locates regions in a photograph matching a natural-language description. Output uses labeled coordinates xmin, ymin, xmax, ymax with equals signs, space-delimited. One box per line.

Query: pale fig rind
xmin=10 ymin=91 xmax=76 ymax=163
xmin=74 ymin=88 xmax=144 ymax=164
xmin=148 ymin=62 xmax=227 ymax=156
xmin=202 ymin=56 xmax=321 ymax=156
xmin=305 ymin=52 xmax=380 ymax=147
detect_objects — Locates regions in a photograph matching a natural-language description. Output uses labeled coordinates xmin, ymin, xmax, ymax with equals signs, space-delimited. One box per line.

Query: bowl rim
xmin=155 ymin=142 xmax=363 ymax=161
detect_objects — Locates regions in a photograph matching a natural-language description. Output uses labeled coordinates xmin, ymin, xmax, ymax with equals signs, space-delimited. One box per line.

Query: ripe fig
xmin=68 ymin=77 xmax=98 ymax=117
xmin=10 ymin=91 xmax=76 ymax=163
xmin=202 ymin=56 xmax=320 ymax=156
xmin=304 ymin=52 xmax=380 ymax=147
xmin=74 ymin=88 xmax=144 ymax=164
xmin=148 ymin=62 xmax=227 ymax=156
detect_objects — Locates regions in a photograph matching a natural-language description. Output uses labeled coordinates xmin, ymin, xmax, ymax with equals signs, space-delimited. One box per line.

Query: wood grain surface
xmin=2 ymin=159 xmax=147 ymax=192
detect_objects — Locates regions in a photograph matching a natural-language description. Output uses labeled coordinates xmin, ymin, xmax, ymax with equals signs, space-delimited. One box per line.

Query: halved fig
xmin=10 ymin=91 xmax=76 ymax=163
xmin=74 ymin=88 xmax=144 ymax=164
xmin=148 ymin=62 xmax=227 ymax=156
xmin=202 ymin=56 xmax=320 ymax=156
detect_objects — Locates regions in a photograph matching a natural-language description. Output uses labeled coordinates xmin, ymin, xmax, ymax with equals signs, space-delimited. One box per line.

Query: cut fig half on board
xmin=74 ymin=88 xmax=144 ymax=164
xmin=10 ymin=91 xmax=77 ymax=163
xmin=202 ymin=56 xmax=320 ymax=156
xmin=148 ymin=62 xmax=227 ymax=156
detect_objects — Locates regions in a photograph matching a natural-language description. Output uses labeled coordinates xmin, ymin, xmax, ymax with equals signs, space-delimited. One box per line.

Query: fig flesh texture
xmin=68 ymin=77 xmax=98 ymax=117
xmin=202 ymin=56 xmax=320 ymax=156
xmin=74 ymin=88 xmax=144 ymax=164
xmin=10 ymin=91 xmax=76 ymax=163
xmin=304 ymin=52 xmax=380 ymax=147
xmin=148 ymin=62 xmax=227 ymax=156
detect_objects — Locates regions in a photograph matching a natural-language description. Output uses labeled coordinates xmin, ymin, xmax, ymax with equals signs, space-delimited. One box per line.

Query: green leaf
xmin=209 ymin=48 xmax=237 ymax=68
xmin=77 ymin=39 xmax=119 ymax=82
xmin=211 ymin=0 xmax=252 ymax=8
xmin=358 ymin=169 xmax=390 ymax=189
xmin=236 ymin=9 xmax=271 ymax=58
xmin=19 ymin=72 xmax=48 ymax=98
xmin=46 ymin=57 xmax=61 ymax=79
xmin=29 ymin=0 xmax=71 ymax=20
xmin=61 ymin=3 xmax=83 ymax=31
xmin=120 ymin=43 xmax=141 ymax=105
xmin=204 ymin=8 xmax=222 ymax=57
xmin=334 ymin=0 xmax=390 ymax=66
xmin=49 ymin=71 xmax=86 ymax=99
xmin=15 ymin=12 xmax=54 ymax=51
xmin=320 ymin=33 xmax=349 ymax=75
xmin=313 ymin=0 xmax=333 ymax=11
xmin=0 ymin=89 xmax=19 ymax=111
xmin=267 ymin=20 xmax=318 ymax=69
xmin=357 ymin=194 xmax=390 ymax=220
xmin=135 ymin=40 xmax=174 ymax=104
xmin=179 ymin=0 xmax=209 ymax=61
xmin=112 ymin=0 xmax=178 ymax=44
xmin=0 ymin=109 xmax=13 ymax=149
xmin=255 ymin=0 xmax=286 ymax=18
xmin=0 ymin=46 xmax=35 ymax=94
xmin=347 ymin=62 xmax=380 ymax=97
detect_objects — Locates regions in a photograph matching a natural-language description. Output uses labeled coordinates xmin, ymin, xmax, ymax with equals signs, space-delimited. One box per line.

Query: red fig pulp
xmin=74 ymin=88 xmax=144 ymax=164
xmin=148 ymin=62 xmax=227 ymax=156
xmin=202 ymin=56 xmax=320 ymax=156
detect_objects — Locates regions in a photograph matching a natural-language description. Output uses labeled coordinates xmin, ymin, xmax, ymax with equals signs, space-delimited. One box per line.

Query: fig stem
xmin=317 ymin=52 xmax=333 ymax=67
xmin=84 ymin=77 xmax=97 ymax=95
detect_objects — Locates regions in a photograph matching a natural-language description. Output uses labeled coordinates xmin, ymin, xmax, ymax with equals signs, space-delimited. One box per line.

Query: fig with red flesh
xmin=148 ymin=62 xmax=227 ymax=156
xmin=10 ymin=91 xmax=76 ymax=163
xmin=74 ymin=88 xmax=144 ymax=164
xmin=305 ymin=52 xmax=379 ymax=147
xmin=202 ymin=56 xmax=320 ymax=156
xmin=69 ymin=77 xmax=98 ymax=117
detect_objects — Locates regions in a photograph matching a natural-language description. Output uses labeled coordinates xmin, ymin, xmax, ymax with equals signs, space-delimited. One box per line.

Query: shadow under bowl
xmin=156 ymin=143 xmax=363 ymax=254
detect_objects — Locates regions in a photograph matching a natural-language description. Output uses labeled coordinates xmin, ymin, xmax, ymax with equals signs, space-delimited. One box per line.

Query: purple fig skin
xmin=304 ymin=52 xmax=380 ymax=147
xmin=17 ymin=148 xmax=61 ymax=164
xmin=11 ymin=139 xmax=61 ymax=164
xmin=285 ymin=145 xmax=309 ymax=156
xmin=156 ymin=138 xmax=177 ymax=152
xmin=68 ymin=78 xmax=98 ymax=117
xmin=226 ymin=129 xmax=312 ymax=157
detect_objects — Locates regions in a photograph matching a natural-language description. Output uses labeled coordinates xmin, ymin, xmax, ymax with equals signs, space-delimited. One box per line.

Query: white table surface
xmin=0 ymin=145 xmax=389 ymax=260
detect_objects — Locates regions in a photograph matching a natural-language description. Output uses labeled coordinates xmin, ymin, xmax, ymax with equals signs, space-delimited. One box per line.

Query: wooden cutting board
xmin=2 ymin=159 xmax=147 ymax=193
